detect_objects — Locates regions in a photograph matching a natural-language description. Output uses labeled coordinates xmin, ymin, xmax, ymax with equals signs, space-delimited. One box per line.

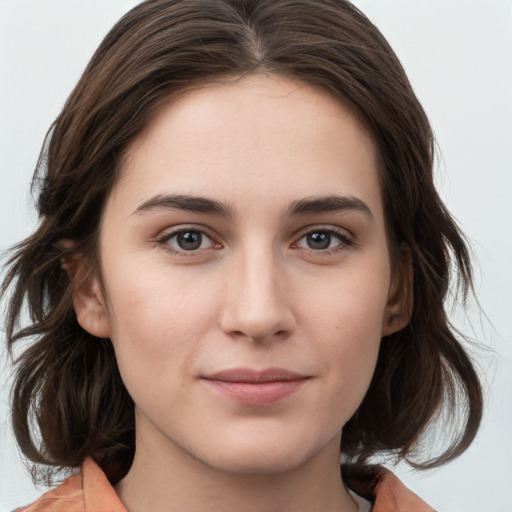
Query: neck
xmin=115 ymin=428 xmax=358 ymax=512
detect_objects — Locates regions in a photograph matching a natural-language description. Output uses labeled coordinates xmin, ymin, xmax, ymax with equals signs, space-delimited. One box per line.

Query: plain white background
xmin=1 ymin=1 xmax=511 ymax=510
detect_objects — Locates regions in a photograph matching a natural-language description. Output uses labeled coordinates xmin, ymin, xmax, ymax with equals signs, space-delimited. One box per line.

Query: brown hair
xmin=2 ymin=0 xmax=482 ymax=484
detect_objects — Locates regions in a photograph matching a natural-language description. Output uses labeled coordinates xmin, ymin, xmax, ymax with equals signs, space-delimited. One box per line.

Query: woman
xmin=2 ymin=0 xmax=483 ymax=510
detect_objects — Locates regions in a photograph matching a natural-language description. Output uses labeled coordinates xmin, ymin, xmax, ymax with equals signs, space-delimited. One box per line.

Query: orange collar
xmin=19 ymin=458 xmax=434 ymax=511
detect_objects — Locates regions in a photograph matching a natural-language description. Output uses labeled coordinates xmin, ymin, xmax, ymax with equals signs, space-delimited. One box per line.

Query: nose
xmin=219 ymin=246 xmax=296 ymax=344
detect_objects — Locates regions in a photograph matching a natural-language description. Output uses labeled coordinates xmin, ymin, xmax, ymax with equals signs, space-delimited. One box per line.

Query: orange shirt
xmin=17 ymin=458 xmax=434 ymax=511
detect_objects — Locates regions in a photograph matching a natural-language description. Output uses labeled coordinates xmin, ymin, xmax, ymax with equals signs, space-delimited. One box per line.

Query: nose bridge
xmin=220 ymin=239 xmax=295 ymax=342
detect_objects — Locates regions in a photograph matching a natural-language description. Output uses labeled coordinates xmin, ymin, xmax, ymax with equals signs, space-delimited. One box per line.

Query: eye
xmin=159 ymin=228 xmax=218 ymax=253
xmin=295 ymin=229 xmax=352 ymax=251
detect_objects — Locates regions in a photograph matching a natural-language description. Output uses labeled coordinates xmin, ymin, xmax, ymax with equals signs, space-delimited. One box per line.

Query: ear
xmin=60 ymin=241 xmax=111 ymax=338
xmin=381 ymin=243 xmax=413 ymax=336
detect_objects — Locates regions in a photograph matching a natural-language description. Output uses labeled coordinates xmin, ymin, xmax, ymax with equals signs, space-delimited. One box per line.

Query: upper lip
xmin=203 ymin=368 xmax=308 ymax=383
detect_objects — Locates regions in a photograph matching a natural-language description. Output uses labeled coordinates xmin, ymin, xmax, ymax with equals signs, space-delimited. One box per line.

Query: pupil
xmin=307 ymin=232 xmax=331 ymax=250
xmin=177 ymin=231 xmax=202 ymax=250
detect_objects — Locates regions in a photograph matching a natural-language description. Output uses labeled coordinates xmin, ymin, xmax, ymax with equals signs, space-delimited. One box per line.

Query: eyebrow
xmin=285 ymin=195 xmax=373 ymax=218
xmin=133 ymin=193 xmax=373 ymax=219
xmin=133 ymin=193 xmax=235 ymax=216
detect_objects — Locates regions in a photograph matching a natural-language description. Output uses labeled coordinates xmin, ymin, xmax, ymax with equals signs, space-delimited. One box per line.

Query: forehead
xmin=111 ymin=74 xmax=382 ymax=221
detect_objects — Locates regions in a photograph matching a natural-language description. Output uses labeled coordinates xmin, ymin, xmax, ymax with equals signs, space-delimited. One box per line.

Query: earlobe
xmin=381 ymin=243 xmax=413 ymax=336
xmin=60 ymin=244 xmax=111 ymax=338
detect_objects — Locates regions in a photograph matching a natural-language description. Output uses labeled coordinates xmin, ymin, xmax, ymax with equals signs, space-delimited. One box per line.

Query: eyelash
xmin=156 ymin=227 xmax=220 ymax=257
xmin=293 ymin=227 xmax=354 ymax=256
xmin=156 ymin=226 xmax=354 ymax=257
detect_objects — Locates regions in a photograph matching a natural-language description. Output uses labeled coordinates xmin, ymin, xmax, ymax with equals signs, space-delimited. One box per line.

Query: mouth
xmin=201 ymin=368 xmax=310 ymax=405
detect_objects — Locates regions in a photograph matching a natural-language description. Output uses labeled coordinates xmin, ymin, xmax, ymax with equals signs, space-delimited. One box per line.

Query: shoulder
xmin=14 ymin=472 xmax=84 ymax=512
xmin=342 ymin=464 xmax=436 ymax=511
xmin=14 ymin=459 xmax=126 ymax=512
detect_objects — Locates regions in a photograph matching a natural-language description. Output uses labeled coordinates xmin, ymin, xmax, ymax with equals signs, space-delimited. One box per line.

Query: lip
xmin=201 ymin=368 xmax=309 ymax=406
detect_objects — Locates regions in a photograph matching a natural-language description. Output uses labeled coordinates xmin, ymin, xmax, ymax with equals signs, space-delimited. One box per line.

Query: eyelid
xmin=156 ymin=225 xmax=222 ymax=256
xmin=292 ymin=225 xmax=354 ymax=252
xmin=153 ymin=223 xmax=354 ymax=258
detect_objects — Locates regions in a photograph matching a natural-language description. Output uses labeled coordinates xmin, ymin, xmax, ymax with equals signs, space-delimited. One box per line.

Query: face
xmin=76 ymin=74 xmax=408 ymax=475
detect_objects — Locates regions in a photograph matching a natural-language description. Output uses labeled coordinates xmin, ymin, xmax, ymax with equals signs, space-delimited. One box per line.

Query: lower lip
xmin=203 ymin=379 xmax=308 ymax=405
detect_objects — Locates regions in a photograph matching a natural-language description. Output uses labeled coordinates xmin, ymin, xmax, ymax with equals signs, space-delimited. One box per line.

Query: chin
xmin=204 ymin=449 xmax=311 ymax=476
xmin=188 ymin=429 xmax=334 ymax=476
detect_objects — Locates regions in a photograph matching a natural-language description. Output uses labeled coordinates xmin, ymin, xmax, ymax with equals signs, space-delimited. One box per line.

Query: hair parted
xmin=2 ymin=0 xmax=482 ymax=484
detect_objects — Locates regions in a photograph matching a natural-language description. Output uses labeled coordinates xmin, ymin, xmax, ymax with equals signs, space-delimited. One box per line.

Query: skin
xmin=73 ymin=74 xmax=410 ymax=512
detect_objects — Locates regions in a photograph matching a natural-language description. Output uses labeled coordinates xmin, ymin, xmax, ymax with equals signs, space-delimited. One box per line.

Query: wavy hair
xmin=2 ymin=0 xmax=482 ymax=484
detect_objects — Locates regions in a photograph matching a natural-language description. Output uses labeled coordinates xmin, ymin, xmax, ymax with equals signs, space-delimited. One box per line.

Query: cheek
xmin=305 ymin=260 xmax=390 ymax=342
xmin=320 ymin=307 xmax=382 ymax=389
xmin=302 ymin=265 xmax=390 ymax=408
xmin=101 ymin=259 xmax=220 ymax=379
xmin=313 ymin=320 xmax=382 ymax=432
